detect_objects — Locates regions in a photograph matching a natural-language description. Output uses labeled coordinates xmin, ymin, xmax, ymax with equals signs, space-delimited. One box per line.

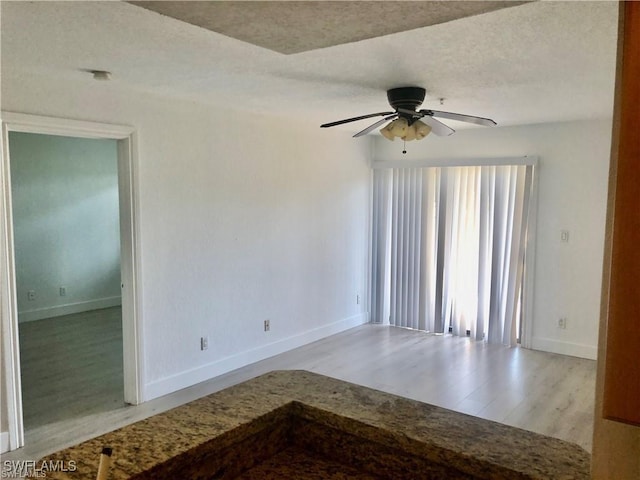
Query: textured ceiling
xmin=128 ymin=1 xmax=528 ymax=54
xmin=1 ymin=1 xmax=618 ymax=133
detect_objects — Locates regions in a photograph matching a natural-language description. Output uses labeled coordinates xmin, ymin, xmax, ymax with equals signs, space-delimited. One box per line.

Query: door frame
xmin=0 ymin=112 xmax=143 ymax=451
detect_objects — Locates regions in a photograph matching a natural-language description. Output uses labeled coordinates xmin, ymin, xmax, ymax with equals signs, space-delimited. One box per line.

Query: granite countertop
xmin=39 ymin=370 xmax=590 ymax=479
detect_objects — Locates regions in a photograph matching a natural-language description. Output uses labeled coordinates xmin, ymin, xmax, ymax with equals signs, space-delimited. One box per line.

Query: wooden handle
xmin=96 ymin=447 xmax=113 ymax=480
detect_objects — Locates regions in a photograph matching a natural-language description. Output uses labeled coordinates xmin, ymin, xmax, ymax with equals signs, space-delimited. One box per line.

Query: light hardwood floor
xmin=4 ymin=322 xmax=596 ymax=462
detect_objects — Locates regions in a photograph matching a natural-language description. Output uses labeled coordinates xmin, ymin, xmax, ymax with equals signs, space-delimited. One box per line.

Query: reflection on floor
xmin=18 ymin=307 xmax=124 ymax=429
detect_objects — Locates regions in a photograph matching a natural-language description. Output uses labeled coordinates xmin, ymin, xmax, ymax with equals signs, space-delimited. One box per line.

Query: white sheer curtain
xmin=371 ymin=164 xmax=534 ymax=346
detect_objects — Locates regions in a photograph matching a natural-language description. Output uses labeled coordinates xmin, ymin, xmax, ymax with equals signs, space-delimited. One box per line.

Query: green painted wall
xmin=9 ymin=132 xmax=121 ymax=321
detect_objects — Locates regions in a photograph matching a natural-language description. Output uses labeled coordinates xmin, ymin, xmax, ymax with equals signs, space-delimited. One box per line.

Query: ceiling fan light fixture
xmin=380 ymin=118 xmax=432 ymax=142
xmin=403 ymin=124 xmax=417 ymax=141
xmin=380 ymin=118 xmax=407 ymax=141
xmin=380 ymin=124 xmax=396 ymax=141
xmin=413 ymin=120 xmax=432 ymax=140
xmin=389 ymin=118 xmax=409 ymax=137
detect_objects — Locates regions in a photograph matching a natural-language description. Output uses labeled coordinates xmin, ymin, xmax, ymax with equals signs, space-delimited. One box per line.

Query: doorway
xmin=9 ymin=131 xmax=124 ymax=429
xmin=0 ymin=113 xmax=141 ymax=451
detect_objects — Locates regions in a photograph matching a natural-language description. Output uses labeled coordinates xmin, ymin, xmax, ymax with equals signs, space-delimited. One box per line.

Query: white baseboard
xmin=18 ymin=296 xmax=122 ymax=323
xmin=144 ymin=312 xmax=369 ymax=401
xmin=530 ymin=337 xmax=597 ymax=360
xmin=0 ymin=431 xmax=9 ymax=454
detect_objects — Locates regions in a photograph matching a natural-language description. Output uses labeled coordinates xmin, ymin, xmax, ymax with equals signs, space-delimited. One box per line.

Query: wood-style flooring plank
xmin=4 ymin=322 xmax=596 ymax=462
xmin=17 ymin=307 xmax=125 ymax=429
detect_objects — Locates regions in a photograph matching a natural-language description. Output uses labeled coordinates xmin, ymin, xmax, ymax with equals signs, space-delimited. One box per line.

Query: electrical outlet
xmin=27 ymin=290 xmax=36 ymax=301
xmin=561 ymin=230 xmax=570 ymax=243
xmin=200 ymin=336 xmax=209 ymax=351
xmin=558 ymin=317 xmax=567 ymax=329
xmin=264 ymin=319 xmax=270 ymax=332
xmin=59 ymin=286 xmax=66 ymax=297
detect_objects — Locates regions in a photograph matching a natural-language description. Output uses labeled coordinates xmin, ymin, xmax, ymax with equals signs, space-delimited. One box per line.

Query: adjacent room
xmin=8 ymin=132 xmax=125 ymax=430
xmin=1 ymin=1 xmax=638 ymax=478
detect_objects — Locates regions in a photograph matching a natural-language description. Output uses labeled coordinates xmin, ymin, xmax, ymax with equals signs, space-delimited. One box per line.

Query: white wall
xmin=373 ymin=119 xmax=612 ymax=360
xmin=9 ymin=132 xmax=121 ymax=322
xmin=1 ymin=72 xmax=372 ymax=404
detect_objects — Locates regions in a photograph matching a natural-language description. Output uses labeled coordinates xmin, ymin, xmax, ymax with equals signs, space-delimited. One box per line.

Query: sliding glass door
xmin=371 ymin=163 xmax=535 ymax=346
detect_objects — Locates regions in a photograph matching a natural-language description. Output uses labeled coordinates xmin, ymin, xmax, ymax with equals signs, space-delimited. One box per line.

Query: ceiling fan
xmin=320 ymin=87 xmax=496 ymax=149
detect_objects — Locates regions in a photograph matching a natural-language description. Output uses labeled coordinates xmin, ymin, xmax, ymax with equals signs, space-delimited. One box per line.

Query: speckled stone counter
xmin=40 ymin=370 xmax=590 ymax=479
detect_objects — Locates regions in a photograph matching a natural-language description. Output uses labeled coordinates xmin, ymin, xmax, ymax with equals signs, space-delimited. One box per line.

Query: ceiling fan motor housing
xmin=387 ymin=87 xmax=426 ymax=112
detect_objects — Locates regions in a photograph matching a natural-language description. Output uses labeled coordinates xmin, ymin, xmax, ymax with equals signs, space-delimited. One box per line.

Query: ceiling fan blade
xmin=428 ymin=110 xmax=497 ymax=127
xmin=321 ymin=111 xmax=395 ymax=128
xmin=418 ymin=115 xmax=455 ymax=136
xmin=353 ymin=115 xmax=398 ymax=137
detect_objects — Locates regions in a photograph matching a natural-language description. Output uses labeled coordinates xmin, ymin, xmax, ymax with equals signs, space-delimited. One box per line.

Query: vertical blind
xmin=371 ymin=164 xmax=534 ymax=346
